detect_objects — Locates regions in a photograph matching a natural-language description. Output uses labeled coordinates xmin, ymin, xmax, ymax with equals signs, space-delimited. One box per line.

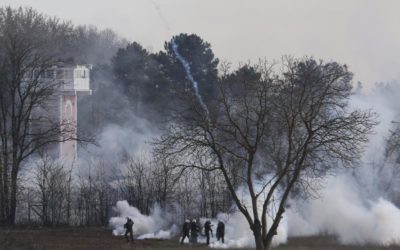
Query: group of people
xmin=181 ymin=219 xmax=225 ymax=245
xmin=123 ymin=216 xmax=226 ymax=245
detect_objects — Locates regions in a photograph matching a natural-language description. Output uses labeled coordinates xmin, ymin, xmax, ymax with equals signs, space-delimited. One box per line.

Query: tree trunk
xmin=253 ymin=220 xmax=267 ymax=250
xmin=2 ymin=154 xmax=10 ymax=225
xmin=264 ymin=239 xmax=272 ymax=250
xmin=9 ymin=167 xmax=18 ymax=225
xmin=254 ymin=229 xmax=265 ymax=250
xmin=0 ymin=164 xmax=4 ymax=223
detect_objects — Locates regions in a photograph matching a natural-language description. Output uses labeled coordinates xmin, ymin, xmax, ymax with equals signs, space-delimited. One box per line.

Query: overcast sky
xmin=1 ymin=0 xmax=400 ymax=89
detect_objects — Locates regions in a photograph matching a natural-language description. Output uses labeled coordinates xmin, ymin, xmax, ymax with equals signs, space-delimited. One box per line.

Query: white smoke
xmin=105 ymin=71 xmax=400 ymax=247
xmin=287 ymin=175 xmax=400 ymax=245
xmin=81 ymin=116 xmax=158 ymax=162
xmin=109 ymin=200 xmax=178 ymax=239
xmin=286 ymin=82 xmax=400 ymax=245
xmin=137 ymin=227 xmax=178 ymax=240
xmin=203 ymin=182 xmax=288 ymax=248
xmin=181 ymin=182 xmax=288 ymax=249
xmin=208 ymin=211 xmax=287 ymax=249
xmin=109 ymin=184 xmax=288 ymax=248
xmin=171 ymin=39 xmax=210 ymax=120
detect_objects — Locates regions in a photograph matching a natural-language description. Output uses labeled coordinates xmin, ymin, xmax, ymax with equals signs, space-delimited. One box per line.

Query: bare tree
xmin=368 ymin=122 xmax=400 ymax=202
xmin=33 ymin=155 xmax=68 ymax=226
xmin=0 ymin=7 xmax=82 ymax=225
xmin=120 ymin=156 xmax=156 ymax=214
xmin=156 ymin=58 xmax=377 ymax=250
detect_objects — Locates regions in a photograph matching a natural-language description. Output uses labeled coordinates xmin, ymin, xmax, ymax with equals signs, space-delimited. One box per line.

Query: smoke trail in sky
xmin=171 ymin=39 xmax=210 ymax=120
xmin=148 ymin=1 xmax=210 ymax=120
xmin=149 ymin=0 xmax=170 ymax=36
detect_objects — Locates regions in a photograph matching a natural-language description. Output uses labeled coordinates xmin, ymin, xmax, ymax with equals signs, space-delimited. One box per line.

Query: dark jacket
xmin=204 ymin=221 xmax=212 ymax=233
xmin=182 ymin=221 xmax=190 ymax=234
xmin=124 ymin=218 xmax=134 ymax=231
xmin=190 ymin=221 xmax=198 ymax=236
xmin=216 ymin=222 xmax=225 ymax=236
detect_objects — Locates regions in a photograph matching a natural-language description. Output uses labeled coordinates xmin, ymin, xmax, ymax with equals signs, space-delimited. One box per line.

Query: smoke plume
xmin=109 ymin=200 xmax=178 ymax=238
xmin=171 ymin=39 xmax=210 ymax=120
xmin=286 ymin=82 xmax=400 ymax=245
xmin=287 ymin=175 xmax=400 ymax=245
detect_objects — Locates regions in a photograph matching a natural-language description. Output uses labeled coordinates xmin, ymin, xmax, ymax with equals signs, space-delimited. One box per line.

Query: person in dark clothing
xmin=124 ymin=217 xmax=134 ymax=242
xmin=216 ymin=220 xmax=225 ymax=243
xmin=180 ymin=219 xmax=190 ymax=244
xmin=190 ymin=219 xmax=199 ymax=243
xmin=204 ymin=220 xmax=213 ymax=245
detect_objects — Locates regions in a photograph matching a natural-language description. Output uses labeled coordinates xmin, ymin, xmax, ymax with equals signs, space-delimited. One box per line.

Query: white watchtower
xmin=45 ymin=64 xmax=92 ymax=165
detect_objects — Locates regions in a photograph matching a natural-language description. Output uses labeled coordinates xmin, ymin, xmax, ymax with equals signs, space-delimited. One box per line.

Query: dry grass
xmin=0 ymin=228 xmax=400 ymax=250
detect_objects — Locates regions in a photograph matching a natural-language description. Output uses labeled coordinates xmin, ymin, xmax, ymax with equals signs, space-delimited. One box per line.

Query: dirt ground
xmin=0 ymin=228 xmax=400 ymax=250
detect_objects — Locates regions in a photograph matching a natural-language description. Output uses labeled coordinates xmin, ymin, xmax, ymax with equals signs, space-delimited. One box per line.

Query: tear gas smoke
xmin=109 ymin=200 xmax=178 ymax=238
xmin=152 ymin=0 xmax=209 ymax=119
xmin=108 ymin=84 xmax=400 ymax=247
xmin=207 ymin=211 xmax=287 ymax=248
xmin=171 ymin=39 xmax=210 ymax=120
xmin=109 ymin=183 xmax=288 ymax=248
xmin=79 ymin=116 xmax=159 ymax=170
xmin=150 ymin=0 xmax=170 ymax=36
xmin=152 ymin=0 xmax=211 ymax=120
xmin=202 ymin=184 xmax=288 ymax=248
xmin=287 ymin=175 xmax=400 ymax=245
xmin=287 ymin=83 xmax=400 ymax=245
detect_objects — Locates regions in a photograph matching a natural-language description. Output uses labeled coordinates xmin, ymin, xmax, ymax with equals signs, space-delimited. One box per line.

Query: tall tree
xmin=156 ymin=58 xmax=377 ymax=250
xmin=62 ymin=25 xmax=126 ymax=65
xmin=111 ymin=42 xmax=169 ymax=122
xmin=164 ymin=33 xmax=220 ymax=106
xmin=0 ymin=7 xmax=79 ymax=225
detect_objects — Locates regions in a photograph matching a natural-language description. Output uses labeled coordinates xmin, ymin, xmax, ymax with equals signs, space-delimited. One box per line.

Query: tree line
xmin=0 ymin=6 xmax=230 ymax=228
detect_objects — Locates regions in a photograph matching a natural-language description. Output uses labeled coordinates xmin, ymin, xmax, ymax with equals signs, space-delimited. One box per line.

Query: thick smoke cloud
xmin=80 ymin=2 xmax=400 ymax=245
xmin=208 ymin=211 xmax=287 ymax=248
xmin=109 ymin=184 xmax=288 ymax=248
xmin=90 ymin=119 xmax=156 ymax=161
xmin=105 ymin=77 xmax=400 ymax=247
xmin=287 ymin=175 xmax=400 ymax=245
xmin=109 ymin=200 xmax=178 ymax=238
xmin=286 ymin=82 xmax=400 ymax=245
xmin=204 ymin=184 xmax=288 ymax=248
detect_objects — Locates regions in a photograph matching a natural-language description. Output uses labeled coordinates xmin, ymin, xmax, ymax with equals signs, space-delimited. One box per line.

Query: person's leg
xmin=130 ymin=231 xmax=134 ymax=242
xmin=206 ymin=232 xmax=209 ymax=245
xmin=222 ymin=235 xmax=224 ymax=243
xmin=124 ymin=230 xmax=129 ymax=242
xmin=181 ymin=234 xmax=187 ymax=244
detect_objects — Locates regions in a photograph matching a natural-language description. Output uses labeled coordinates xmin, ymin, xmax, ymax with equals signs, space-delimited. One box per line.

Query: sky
xmin=1 ymin=0 xmax=400 ymax=89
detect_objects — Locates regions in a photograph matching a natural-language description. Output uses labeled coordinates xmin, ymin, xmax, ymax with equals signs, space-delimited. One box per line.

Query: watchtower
xmin=44 ymin=64 xmax=92 ymax=165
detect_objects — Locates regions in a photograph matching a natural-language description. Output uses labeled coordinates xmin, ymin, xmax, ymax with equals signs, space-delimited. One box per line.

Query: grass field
xmin=1 ymin=228 xmax=400 ymax=250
